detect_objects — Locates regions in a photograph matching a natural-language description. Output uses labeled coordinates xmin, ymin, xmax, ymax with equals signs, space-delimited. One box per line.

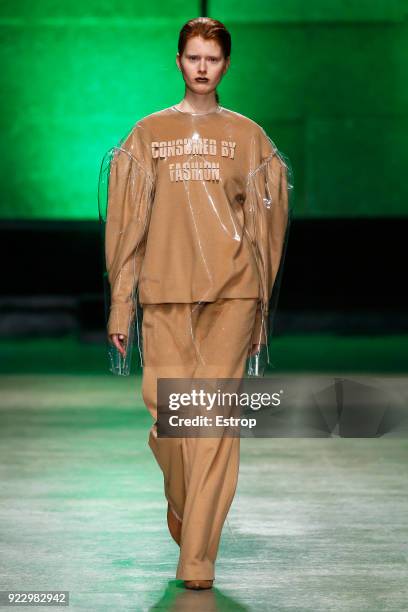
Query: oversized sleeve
xmin=98 ymin=122 xmax=155 ymax=374
xmin=245 ymin=127 xmax=293 ymax=376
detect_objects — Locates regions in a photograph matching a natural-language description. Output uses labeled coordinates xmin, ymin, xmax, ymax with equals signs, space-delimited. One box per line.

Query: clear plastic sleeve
xmin=98 ymin=124 xmax=155 ymax=375
xmin=244 ymin=144 xmax=294 ymax=376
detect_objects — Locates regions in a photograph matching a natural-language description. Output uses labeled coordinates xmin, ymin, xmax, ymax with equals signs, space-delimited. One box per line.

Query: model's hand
xmin=248 ymin=343 xmax=261 ymax=357
xmin=109 ymin=333 xmax=127 ymax=357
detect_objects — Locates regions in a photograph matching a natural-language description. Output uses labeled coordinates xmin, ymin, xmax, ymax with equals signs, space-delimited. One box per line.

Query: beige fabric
xmin=141 ymin=297 xmax=258 ymax=580
xmin=105 ymin=106 xmax=289 ymax=344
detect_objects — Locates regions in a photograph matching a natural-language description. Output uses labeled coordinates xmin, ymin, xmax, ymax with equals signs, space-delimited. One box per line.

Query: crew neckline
xmin=171 ymin=104 xmax=224 ymax=116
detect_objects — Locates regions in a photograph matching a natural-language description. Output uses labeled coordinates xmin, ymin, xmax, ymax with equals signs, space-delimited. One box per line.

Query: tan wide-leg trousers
xmin=141 ymin=298 xmax=258 ymax=580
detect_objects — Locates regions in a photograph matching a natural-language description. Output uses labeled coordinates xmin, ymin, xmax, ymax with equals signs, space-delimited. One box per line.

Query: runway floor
xmin=1 ymin=336 xmax=408 ymax=611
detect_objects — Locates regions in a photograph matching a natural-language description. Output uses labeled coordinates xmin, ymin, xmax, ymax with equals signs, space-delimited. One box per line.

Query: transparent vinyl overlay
xmin=97 ymin=106 xmax=294 ymax=376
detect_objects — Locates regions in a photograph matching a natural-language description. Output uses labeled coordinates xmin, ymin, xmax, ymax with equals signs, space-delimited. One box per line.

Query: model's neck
xmin=174 ymin=94 xmax=219 ymax=114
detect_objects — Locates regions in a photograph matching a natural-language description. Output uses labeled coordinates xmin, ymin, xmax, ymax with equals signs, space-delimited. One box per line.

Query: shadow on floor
xmin=149 ymin=579 xmax=250 ymax=611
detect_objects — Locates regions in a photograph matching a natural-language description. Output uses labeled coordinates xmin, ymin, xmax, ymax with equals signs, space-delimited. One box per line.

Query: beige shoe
xmin=167 ymin=503 xmax=182 ymax=546
xmin=184 ymin=580 xmax=214 ymax=590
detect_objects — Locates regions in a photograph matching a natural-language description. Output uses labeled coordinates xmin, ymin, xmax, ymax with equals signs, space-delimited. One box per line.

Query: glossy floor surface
xmin=1 ymin=337 xmax=408 ymax=610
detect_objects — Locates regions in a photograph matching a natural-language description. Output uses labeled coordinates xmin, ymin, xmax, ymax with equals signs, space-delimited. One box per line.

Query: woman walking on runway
xmin=100 ymin=16 xmax=292 ymax=590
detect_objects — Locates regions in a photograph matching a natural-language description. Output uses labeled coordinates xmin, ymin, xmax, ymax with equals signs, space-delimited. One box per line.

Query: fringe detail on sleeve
xmin=98 ymin=143 xmax=156 ymax=374
xmin=244 ymin=146 xmax=291 ymax=367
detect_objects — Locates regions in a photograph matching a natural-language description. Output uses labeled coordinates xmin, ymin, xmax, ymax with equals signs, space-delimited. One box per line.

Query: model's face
xmin=176 ymin=36 xmax=230 ymax=95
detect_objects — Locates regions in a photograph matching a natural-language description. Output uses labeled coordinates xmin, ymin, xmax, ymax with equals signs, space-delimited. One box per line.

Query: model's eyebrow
xmin=187 ymin=53 xmax=221 ymax=59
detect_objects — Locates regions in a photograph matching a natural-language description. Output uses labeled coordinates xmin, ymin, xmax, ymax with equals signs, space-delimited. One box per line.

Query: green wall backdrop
xmin=0 ymin=1 xmax=407 ymax=219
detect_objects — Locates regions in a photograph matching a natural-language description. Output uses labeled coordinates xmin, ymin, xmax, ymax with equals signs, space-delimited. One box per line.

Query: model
xmin=98 ymin=16 xmax=293 ymax=591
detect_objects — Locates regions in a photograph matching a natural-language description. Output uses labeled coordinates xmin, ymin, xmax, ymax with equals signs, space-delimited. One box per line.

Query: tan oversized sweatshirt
xmin=103 ymin=105 xmax=290 ymax=344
